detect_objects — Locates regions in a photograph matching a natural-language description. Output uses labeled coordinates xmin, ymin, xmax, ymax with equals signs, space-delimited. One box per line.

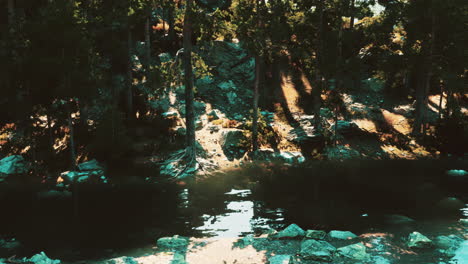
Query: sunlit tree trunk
xmin=252 ymin=55 xmax=260 ymax=151
xmin=67 ymin=101 xmax=77 ymax=170
xmin=183 ymin=0 xmax=196 ymax=155
xmin=349 ymin=0 xmax=355 ymax=29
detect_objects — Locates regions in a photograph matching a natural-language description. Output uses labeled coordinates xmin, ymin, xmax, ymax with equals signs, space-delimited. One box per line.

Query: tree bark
xmin=252 ymin=55 xmax=260 ymax=152
xmin=127 ymin=27 xmax=134 ymax=121
xmin=145 ymin=12 xmax=151 ymax=71
xmin=7 ymin=0 xmax=14 ymax=26
xmin=313 ymin=0 xmax=324 ymax=131
xmin=168 ymin=4 xmax=176 ymax=54
xmin=349 ymin=0 xmax=355 ymax=29
xmin=67 ymin=101 xmax=77 ymax=170
xmin=183 ymin=0 xmax=196 ymax=155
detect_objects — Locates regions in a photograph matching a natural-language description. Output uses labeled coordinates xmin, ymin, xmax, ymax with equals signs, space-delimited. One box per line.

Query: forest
xmin=0 ymin=0 xmax=467 ymax=263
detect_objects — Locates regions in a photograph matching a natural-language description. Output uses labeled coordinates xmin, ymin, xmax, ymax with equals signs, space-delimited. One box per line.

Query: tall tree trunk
xmin=349 ymin=0 xmax=355 ymax=29
xmin=67 ymin=101 xmax=77 ymax=170
xmin=252 ymin=55 xmax=260 ymax=152
xmin=168 ymin=4 xmax=176 ymax=54
xmin=438 ymin=81 xmax=444 ymax=120
xmin=127 ymin=27 xmax=134 ymax=121
xmin=7 ymin=0 xmax=14 ymax=26
xmin=313 ymin=0 xmax=324 ymax=131
xmin=145 ymin=12 xmax=151 ymax=71
xmin=46 ymin=107 xmax=54 ymax=156
xmin=183 ymin=0 xmax=196 ymax=155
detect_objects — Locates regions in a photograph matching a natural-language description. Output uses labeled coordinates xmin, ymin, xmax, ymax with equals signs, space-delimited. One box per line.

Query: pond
xmin=0 ymin=160 xmax=466 ymax=263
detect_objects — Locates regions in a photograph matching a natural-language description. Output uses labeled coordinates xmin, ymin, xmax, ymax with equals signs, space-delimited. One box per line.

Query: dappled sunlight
xmin=186 ymin=238 xmax=268 ymax=264
xmin=353 ymin=118 xmax=378 ymax=133
xmin=381 ymin=109 xmax=411 ymax=135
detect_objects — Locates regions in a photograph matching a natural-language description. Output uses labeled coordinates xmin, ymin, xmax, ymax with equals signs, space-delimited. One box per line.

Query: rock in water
xmin=107 ymin=257 xmax=138 ymax=264
xmin=407 ymin=232 xmax=433 ymax=249
xmin=300 ymin=239 xmax=336 ymax=262
xmin=274 ymin=224 xmax=306 ymax=239
xmin=434 ymin=235 xmax=464 ymax=257
xmin=327 ymin=230 xmax=358 ymax=240
xmin=77 ymin=159 xmax=103 ymax=171
xmin=0 ymin=155 xmax=29 ymax=175
xmin=156 ymin=235 xmax=189 ymax=251
xmin=435 ymin=197 xmax=465 ymax=213
xmin=27 ymin=252 xmax=61 ymax=264
xmin=277 ymin=151 xmax=306 ymax=164
xmin=268 ymin=255 xmax=292 ymax=264
xmin=336 ymin=243 xmax=371 ymax=262
xmin=306 ymin=230 xmax=327 ymax=240
xmin=446 ymin=169 xmax=468 ymax=177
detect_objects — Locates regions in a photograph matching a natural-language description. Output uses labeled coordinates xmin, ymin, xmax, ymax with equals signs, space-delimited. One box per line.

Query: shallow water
xmin=0 ymin=161 xmax=467 ymax=263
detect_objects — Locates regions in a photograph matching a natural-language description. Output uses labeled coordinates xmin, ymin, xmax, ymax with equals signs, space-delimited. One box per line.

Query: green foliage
xmin=240 ymin=110 xmax=279 ymax=150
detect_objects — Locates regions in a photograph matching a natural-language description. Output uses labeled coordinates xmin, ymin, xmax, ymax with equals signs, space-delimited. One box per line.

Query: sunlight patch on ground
xmin=381 ymin=109 xmax=411 ymax=135
xmin=186 ymin=238 xmax=267 ymax=264
xmin=353 ymin=119 xmax=378 ymax=133
xmin=135 ymin=252 xmax=175 ymax=264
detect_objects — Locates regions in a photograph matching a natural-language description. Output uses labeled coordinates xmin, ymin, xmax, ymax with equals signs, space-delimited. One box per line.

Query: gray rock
xmin=26 ymin=252 xmax=61 ymax=264
xmin=300 ymin=239 xmax=336 ymax=262
xmin=162 ymin=111 xmax=178 ymax=118
xmin=434 ymin=235 xmax=464 ymax=257
xmin=287 ymin=127 xmax=323 ymax=144
xmin=336 ymin=243 xmax=371 ymax=262
xmin=237 ymin=234 xmax=254 ymax=248
xmin=327 ymin=230 xmax=358 ymax=240
xmin=446 ymin=169 xmax=468 ymax=177
xmin=325 ymin=146 xmax=361 ymax=160
xmin=219 ymin=129 xmax=247 ymax=161
xmin=157 ymin=235 xmax=189 ymax=251
xmin=0 ymin=155 xmax=29 ymax=175
xmin=277 ymin=151 xmax=305 ymax=164
xmin=274 ymin=224 xmax=306 ymax=239
xmin=208 ymin=110 xmax=220 ymax=121
xmin=268 ymin=255 xmax=292 ymax=264
xmin=331 ymin=120 xmax=360 ymax=136
xmin=77 ymin=159 xmax=104 ymax=171
xmin=306 ymin=230 xmax=327 ymax=240
xmin=372 ymin=256 xmax=392 ymax=264
xmin=407 ymin=232 xmax=433 ymax=249
xmin=107 ymin=256 xmax=138 ymax=264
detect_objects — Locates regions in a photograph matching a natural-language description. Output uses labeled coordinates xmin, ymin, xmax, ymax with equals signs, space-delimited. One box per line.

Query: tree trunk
xmin=313 ymin=1 xmax=324 ymax=131
xmin=168 ymin=4 xmax=176 ymax=54
xmin=127 ymin=28 xmax=134 ymax=121
xmin=46 ymin=107 xmax=54 ymax=156
xmin=145 ymin=14 xmax=151 ymax=71
xmin=67 ymin=102 xmax=77 ymax=170
xmin=7 ymin=0 xmax=14 ymax=26
xmin=349 ymin=0 xmax=355 ymax=29
xmin=183 ymin=0 xmax=196 ymax=155
xmin=252 ymin=55 xmax=260 ymax=152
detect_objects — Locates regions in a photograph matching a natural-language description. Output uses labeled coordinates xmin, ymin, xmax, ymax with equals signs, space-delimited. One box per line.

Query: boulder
xmin=162 ymin=111 xmax=178 ymax=118
xmin=331 ymin=120 xmax=360 ymax=136
xmin=236 ymin=234 xmax=254 ymax=249
xmin=434 ymin=235 xmax=464 ymax=257
xmin=156 ymin=235 xmax=189 ymax=251
xmin=273 ymin=224 xmax=306 ymax=239
xmin=300 ymin=239 xmax=336 ymax=262
xmin=77 ymin=159 xmax=104 ymax=171
xmin=336 ymin=243 xmax=371 ymax=262
xmin=277 ymin=151 xmax=305 ymax=164
xmin=305 ymin=230 xmax=327 ymax=240
xmin=446 ymin=169 xmax=468 ymax=177
xmin=59 ymin=170 xmax=107 ymax=185
xmin=107 ymin=256 xmax=138 ymax=264
xmin=268 ymin=255 xmax=292 ymax=264
xmin=327 ymin=230 xmax=358 ymax=240
xmin=407 ymin=232 xmax=432 ymax=249
xmin=26 ymin=252 xmax=60 ymax=264
xmin=0 ymin=155 xmax=29 ymax=176
xmin=219 ymin=129 xmax=247 ymax=161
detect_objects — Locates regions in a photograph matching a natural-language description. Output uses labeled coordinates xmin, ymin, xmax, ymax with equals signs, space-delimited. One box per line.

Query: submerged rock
xmin=157 ymin=235 xmax=189 ymax=251
xmin=435 ymin=197 xmax=465 ymax=213
xmin=273 ymin=224 xmax=306 ymax=239
xmin=336 ymin=243 xmax=371 ymax=262
xmin=305 ymin=230 xmax=327 ymax=240
xmin=327 ymin=230 xmax=358 ymax=240
xmin=107 ymin=256 xmax=138 ymax=264
xmin=383 ymin=214 xmax=416 ymax=225
xmin=268 ymin=255 xmax=292 ymax=264
xmin=300 ymin=239 xmax=336 ymax=262
xmin=434 ymin=235 xmax=464 ymax=257
xmin=77 ymin=159 xmax=104 ymax=171
xmin=407 ymin=232 xmax=433 ymax=249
